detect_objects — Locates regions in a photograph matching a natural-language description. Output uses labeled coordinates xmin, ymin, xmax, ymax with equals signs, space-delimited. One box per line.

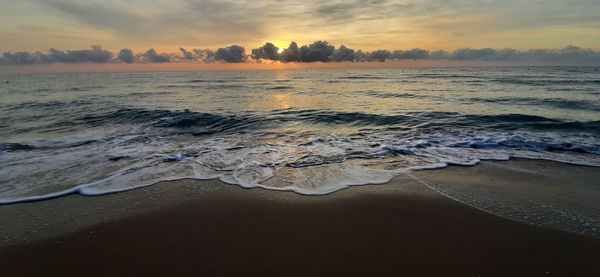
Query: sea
xmin=1 ymin=67 xmax=599 ymax=209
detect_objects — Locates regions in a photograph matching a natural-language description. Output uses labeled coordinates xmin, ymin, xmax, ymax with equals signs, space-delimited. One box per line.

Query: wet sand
xmin=1 ymin=160 xmax=599 ymax=276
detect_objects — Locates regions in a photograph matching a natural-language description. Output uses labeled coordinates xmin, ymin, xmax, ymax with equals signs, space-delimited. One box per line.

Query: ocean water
xmin=0 ymin=67 xmax=599 ymax=205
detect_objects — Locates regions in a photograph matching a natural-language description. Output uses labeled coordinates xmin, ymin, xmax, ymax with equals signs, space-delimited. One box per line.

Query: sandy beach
xmin=1 ymin=159 xmax=599 ymax=276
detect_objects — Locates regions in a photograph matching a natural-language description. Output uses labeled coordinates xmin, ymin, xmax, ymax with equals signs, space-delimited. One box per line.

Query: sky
xmin=0 ymin=0 xmax=599 ymax=72
xmin=1 ymin=0 xmax=599 ymax=53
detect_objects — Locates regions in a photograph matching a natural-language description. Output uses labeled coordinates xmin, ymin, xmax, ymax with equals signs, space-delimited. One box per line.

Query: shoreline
xmin=1 ymin=159 xmax=599 ymax=276
xmin=2 ymin=156 xmax=599 ymax=206
xmin=2 ymin=158 xmax=600 ymax=238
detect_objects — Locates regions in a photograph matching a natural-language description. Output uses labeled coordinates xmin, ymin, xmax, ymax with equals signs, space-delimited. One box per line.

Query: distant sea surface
xmin=1 ymin=67 xmax=599 ymax=204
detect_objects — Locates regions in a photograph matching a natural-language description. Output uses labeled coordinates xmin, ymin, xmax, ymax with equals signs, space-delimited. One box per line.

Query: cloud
xmin=179 ymin=48 xmax=194 ymax=60
xmin=178 ymin=48 xmax=215 ymax=63
xmin=281 ymin=42 xmax=301 ymax=62
xmin=258 ymin=41 xmax=338 ymax=63
xmin=367 ymin=49 xmax=393 ymax=62
xmin=251 ymin=43 xmax=280 ymax=61
xmin=2 ymin=43 xmax=600 ymax=65
xmin=29 ymin=0 xmax=269 ymax=47
xmin=118 ymin=49 xmax=135 ymax=63
xmin=449 ymin=45 xmax=600 ymax=63
xmin=298 ymin=41 xmax=335 ymax=62
xmin=142 ymin=48 xmax=171 ymax=63
xmin=452 ymin=48 xmax=513 ymax=61
xmin=215 ymin=45 xmax=246 ymax=63
xmin=1 ymin=45 xmax=113 ymax=65
xmin=3 ymin=1 xmax=599 ymax=53
xmin=195 ymin=49 xmax=217 ymax=63
xmin=394 ymin=48 xmax=430 ymax=60
xmin=1 ymin=51 xmax=45 ymax=65
xmin=523 ymin=45 xmax=600 ymax=63
xmin=312 ymin=0 xmax=414 ymax=24
xmin=254 ymin=41 xmax=428 ymax=63
xmin=46 ymin=45 xmax=113 ymax=63
xmin=332 ymin=45 xmax=356 ymax=62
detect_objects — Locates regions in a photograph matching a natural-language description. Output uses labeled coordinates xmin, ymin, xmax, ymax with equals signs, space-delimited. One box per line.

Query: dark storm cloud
xmin=142 ymin=49 xmax=172 ymax=63
xmin=179 ymin=48 xmax=216 ymax=63
xmin=179 ymin=48 xmax=195 ymax=60
xmin=118 ymin=49 xmax=136 ymax=63
xmin=394 ymin=49 xmax=430 ymax=60
xmin=367 ymin=50 xmax=393 ymax=62
xmin=452 ymin=48 xmax=516 ymax=61
xmin=429 ymin=50 xmax=452 ymax=60
xmin=253 ymin=41 xmax=350 ymax=63
xmin=215 ymin=45 xmax=246 ymax=63
xmin=281 ymin=42 xmax=301 ymax=62
xmin=523 ymin=46 xmax=600 ymax=63
xmin=1 ymin=46 xmax=112 ymax=65
xmin=194 ymin=49 xmax=216 ymax=63
xmin=298 ymin=41 xmax=335 ymax=62
xmin=45 ymin=45 xmax=113 ymax=63
xmin=251 ymin=43 xmax=280 ymax=61
xmin=2 ymin=43 xmax=600 ymax=65
xmin=449 ymin=45 xmax=600 ymax=63
xmin=332 ymin=45 xmax=356 ymax=62
xmin=1 ymin=51 xmax=45 ymax=65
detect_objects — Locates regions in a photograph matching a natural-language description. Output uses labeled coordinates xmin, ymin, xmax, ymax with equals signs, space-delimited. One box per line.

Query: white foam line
xmin=0 ymin=187 xmax=81 ymax=205
xmin=1 ymin=156 xmax=598 ymax=205
xmin=404 ymin=172 xmax=468 ymax=205
xmin=403 ymin=171 xmax=531 ymax=228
